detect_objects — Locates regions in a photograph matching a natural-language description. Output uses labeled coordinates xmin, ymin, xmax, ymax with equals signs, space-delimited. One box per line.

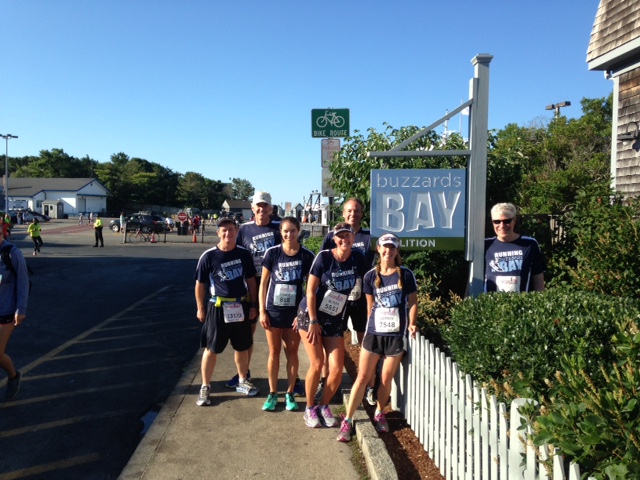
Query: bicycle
xmin=127 ymin=227 xmax=156 ymax=244
xmin=316 ymin=111 xmax=345 ymax=128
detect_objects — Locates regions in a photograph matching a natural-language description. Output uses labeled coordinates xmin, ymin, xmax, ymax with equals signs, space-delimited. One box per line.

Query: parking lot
xmin=0 ymin=219 xmax=216 ymax=479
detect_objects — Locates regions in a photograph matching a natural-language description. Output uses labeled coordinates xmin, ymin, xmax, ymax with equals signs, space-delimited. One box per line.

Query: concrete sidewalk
xmin=118 ymin=323 xmax=392 ymax=480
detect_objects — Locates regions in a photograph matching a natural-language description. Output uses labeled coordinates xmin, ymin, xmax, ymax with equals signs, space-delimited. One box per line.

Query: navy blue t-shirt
xmin=262 ymin=244 xmax=315 ymax=312
xmin=236 ymin=220 xmax=282 ymax=276
xmin=194 ymin=246 xmax=257 ymax=298
xmin=363 ymin=267 xmax=417 ymax=336
xmin=484 ymin=235 xmax=545 ymax=293
xmin=299 ymin=249 xmax=368 ymax=322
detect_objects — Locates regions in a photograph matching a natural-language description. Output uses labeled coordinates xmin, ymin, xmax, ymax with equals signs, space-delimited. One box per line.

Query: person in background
xmin=484 ymin=202 xmax=545 ymax=293
xmin=119 ymin=212 xmax=126 ymax=234
xmin=194 ymin=217 xmax=259 ymax=406
xmin=78 ymin=213 xmax=84 ymax=226
xmin=259 ymin=217 xmax=314 ymax=412
xmin=337 ymin=233 xmax=418 ymax=442
xmin=89 ymin=212 xmax=94 ymax=226
xmin=28 ymin=218 xmax=43 ymax=256
xmin=226 ymin=191 xmax=284 ymax=394
xmin=0 ymin=226 xmax=29 ymax=401
xmin=297 ymin=222 xmax=367 ymax=429
xmin=93 ymin=214 xmax=104 ymax=247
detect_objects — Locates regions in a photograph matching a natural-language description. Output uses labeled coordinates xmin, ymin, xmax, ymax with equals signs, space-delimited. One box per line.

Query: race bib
xmin=274 ymin=284 xmax=297 ymax=307
xmin=318 ymin=290 xmax=348 ymax=316
xmin=374 ymin=307 xmax=400 ymax=333
xmin=222 ymin=302 xmax=245 ymax=323
xmin=496 ymin=276 xmax=520 ymax=293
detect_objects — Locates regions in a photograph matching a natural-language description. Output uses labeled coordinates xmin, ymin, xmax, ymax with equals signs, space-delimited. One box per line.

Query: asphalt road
xmin=0 ymin=220 xmax=216 ymax=480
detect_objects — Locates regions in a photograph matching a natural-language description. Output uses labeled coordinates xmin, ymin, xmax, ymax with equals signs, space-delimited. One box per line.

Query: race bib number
xmin=274 ymin=284 xmax=297 ymax=307
xmin=374 ymin=307 xmax=400 ymax=333
xmin=222 ymin=302 xmax=245 ymax=323
xmin=496 ymin=276 xmax=520 ymax=293
xmin=318 ymin=290 xmax=348 ymax=316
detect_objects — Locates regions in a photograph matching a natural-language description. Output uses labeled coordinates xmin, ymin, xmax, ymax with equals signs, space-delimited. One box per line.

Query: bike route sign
xmin=311 ymin=108 xmax=350 ymax=138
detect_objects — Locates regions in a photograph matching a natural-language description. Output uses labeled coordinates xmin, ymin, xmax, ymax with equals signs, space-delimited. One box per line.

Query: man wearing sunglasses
xmin=484 ymin=202 xmax=545 ymax=293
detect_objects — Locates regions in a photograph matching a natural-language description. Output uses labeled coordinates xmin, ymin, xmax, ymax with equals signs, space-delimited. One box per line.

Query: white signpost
xmin=321 ymin=138 xmax=340 ymax=197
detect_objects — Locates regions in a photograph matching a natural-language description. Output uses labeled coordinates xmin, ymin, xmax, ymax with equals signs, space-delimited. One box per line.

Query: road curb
xmin=343 ymin=391 xmax=399 ymax=480
xmin=118 ymin=352 xmax=201 ymax=479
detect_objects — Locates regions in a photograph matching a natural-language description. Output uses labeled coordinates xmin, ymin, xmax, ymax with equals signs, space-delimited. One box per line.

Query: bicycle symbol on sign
xmin=315 ymin=111 xmax=346 ymax=129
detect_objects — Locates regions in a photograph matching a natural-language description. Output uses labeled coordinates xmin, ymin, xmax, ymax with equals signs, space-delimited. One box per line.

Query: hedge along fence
xmin=441 ymin=289 xmax=640 ymax=479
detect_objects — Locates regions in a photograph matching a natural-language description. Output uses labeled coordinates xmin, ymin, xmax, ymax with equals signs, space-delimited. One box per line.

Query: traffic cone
xmin=192 ymin=230 xmax=198 ymax=243
xmin=150 ymin=231 xmax=157 ymax=243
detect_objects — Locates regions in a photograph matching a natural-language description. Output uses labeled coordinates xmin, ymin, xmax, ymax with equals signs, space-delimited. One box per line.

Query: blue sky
xmin=3 ymin=1 xmax=610 ymax=210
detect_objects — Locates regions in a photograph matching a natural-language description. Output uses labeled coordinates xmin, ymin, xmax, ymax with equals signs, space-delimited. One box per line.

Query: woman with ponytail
xmin=336 ymin=233 xmax=418 ymax=442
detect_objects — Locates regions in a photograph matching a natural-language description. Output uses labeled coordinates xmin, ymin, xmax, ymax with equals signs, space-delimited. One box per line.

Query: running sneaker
xmin=285 ymin=392 xmax=298 ymax=411
xmin=293 ymin=377 xmax=304 ymax=397
xmin=262 ymin=393 xmax=278 ymax=411
xmin=365 ymin=386 xmax=376 ymax=406
xmin=337 ymin=416 xmax=352 ymax=442
xmin=236 ymin=379 xmax=258 ymax=396
xmin=318 ymin=405 xmax=337 ymax=428
xmin=196 ymin=385 xmax=211 ymax=406
xmin=374 ymin=412 xmax=389 ymax=433
xmin=314 ymin=378 xmax=325 ymax=402
xmin=304 ymin=406 xmax=321 ymax=428
xmin=226 ymin=370 xmax=251 ymax=389
xmin=5 ymin=371 xmax=21 ymax=401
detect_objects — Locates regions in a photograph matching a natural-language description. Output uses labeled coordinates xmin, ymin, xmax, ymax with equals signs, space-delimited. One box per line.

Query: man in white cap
xmin=225 ymin=190 xmax=283 ymax=391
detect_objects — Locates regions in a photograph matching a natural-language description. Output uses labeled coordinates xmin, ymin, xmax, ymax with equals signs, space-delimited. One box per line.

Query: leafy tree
xmin=226 ymin=177 xmax=254 ymax=200
xmin=14 ymin=149 xmax=95 ymax=178
xmin=177 ymin=172 xmax=227 ymax=210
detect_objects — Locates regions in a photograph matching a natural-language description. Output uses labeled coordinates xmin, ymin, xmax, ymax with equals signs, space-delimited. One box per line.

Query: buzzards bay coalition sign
xmin=370 ymin=169 xmax=466 ymax=251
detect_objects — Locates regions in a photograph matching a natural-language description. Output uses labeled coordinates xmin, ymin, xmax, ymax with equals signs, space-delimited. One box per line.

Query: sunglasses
xmin=492 ymin=218 xmax=514 ymax=225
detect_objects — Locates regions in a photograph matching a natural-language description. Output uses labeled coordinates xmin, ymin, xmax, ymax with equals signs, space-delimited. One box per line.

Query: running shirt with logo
xmin=363 ymin=267 xmax=417 ymax=336
xmin=194 ymin=246 xmax=257 ymax=298
xmin=237 ymin=221 xmax=282 ymax=276
xmin=484 ymin=235 xmax=545 ymax=293
xmin=298 ymin=249 xmax=367 ymax=323
xmin=262 ymin=244 xmax=315 ymax=312
xmin=322 ymin=228 xmax=375 ymax=268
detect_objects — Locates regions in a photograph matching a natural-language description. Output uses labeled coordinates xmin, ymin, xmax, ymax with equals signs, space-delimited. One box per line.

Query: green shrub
xmin=303 ymin=235 xmax=323 ymax=255
xmin=443 ymin=289 xmax=640 ymax=402
xmin=532 ymin=324 xmax=640 ymax=479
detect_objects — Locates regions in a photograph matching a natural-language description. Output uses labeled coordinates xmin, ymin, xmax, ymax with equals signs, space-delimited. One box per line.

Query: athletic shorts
xmin=0 ymin=313 xmax=14 ymax=325
xmin=200 ymin=301 xmax=253 ymax=354
xmin=344 ymin=297 xmax=367 ymax=333
xmin=266 ymin=309 xmax=296 ymax=329
xmin=362 ymin=333 xmax=406 ymax=357
xmin=296 ymin=309 xmax=344 ymax=338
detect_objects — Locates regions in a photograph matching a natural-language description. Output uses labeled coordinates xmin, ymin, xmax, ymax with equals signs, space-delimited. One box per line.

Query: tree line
xmin=8 ymin=150 xmax=254 ymax=213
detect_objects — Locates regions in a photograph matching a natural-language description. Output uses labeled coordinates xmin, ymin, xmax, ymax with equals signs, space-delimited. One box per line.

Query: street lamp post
xmin=545 ymin=101 xmax=571 ymax=119
xmin=1 ymin=134 xmax=18 ymax=215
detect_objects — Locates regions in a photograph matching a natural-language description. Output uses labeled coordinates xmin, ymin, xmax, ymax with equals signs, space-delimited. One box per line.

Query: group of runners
xmin=192 ymin=191 xmax=420 ymax=442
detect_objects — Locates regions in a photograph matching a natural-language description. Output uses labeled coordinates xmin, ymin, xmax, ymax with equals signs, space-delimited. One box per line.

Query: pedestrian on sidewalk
xmin=297 ymin=222 xmax=367 ymax=429
xmin=27 ymin=218 xmax=43 ymax=256
xmin=337 ymin=233 xmax=418 ymax=442
xmin=0 ymin=227 xmax=29 ymax=401
xmin=259 ymin=216 xmax=314 ymax=412
xmin=93 ymin=214 xmax=104 ymax=247
xmin=193 ymin=217 xmax=259 ymax=407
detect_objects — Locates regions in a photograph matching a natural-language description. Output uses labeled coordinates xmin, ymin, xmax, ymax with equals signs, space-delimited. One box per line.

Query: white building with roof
xmin=1 ymin=177 xmax=111 ymax=217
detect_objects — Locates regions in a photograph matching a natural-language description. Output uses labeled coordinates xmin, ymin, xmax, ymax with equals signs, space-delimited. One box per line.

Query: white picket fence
xmin=390 ymin=332 xmax=596 ymax=480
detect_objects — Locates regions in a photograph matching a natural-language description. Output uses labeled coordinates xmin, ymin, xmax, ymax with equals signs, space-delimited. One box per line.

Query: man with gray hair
xmin=484 ymin=202 xmax=545 ymax=293
xmin=225 ymin=190 xmax=282 ymax=391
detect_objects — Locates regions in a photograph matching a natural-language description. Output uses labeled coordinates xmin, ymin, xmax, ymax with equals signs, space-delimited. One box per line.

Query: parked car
xmin=22 ymin=210 xmax=51 ymax=223
xmin=109 ymin=214 xmax=165 ymax=233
